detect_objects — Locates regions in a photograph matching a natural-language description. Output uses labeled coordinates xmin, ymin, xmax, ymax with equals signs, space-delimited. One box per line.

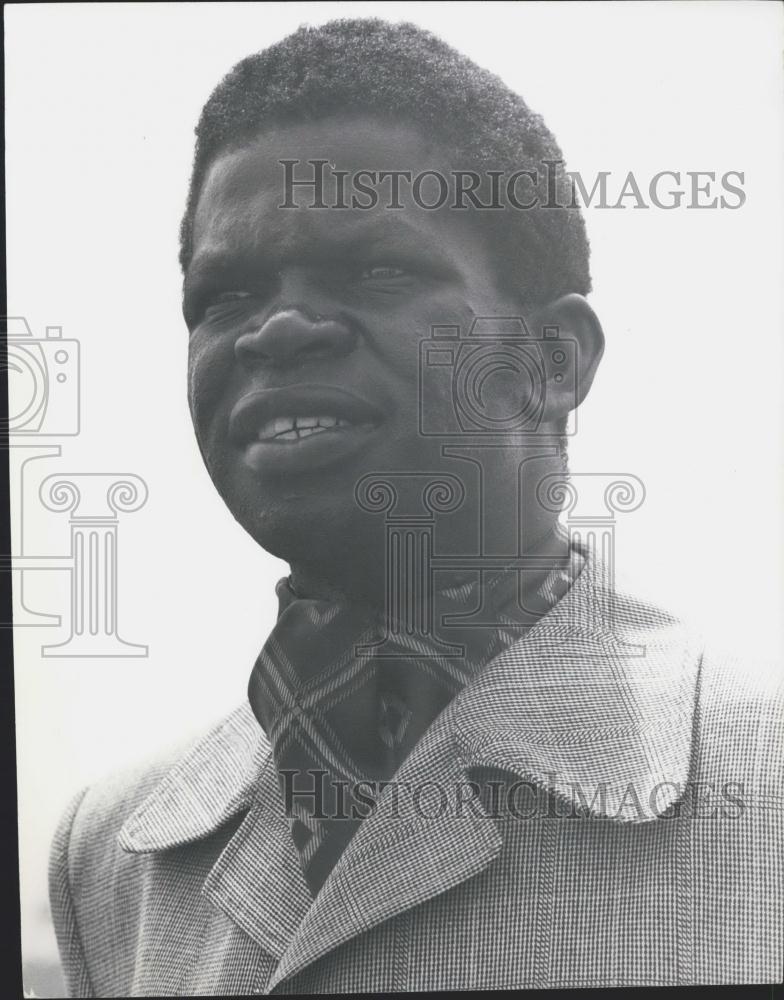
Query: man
xmin=49 ymin=19 xmax=782 ymax=994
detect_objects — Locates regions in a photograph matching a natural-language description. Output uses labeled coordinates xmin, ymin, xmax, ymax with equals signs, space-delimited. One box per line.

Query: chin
xmin=224 ymin=480 xmax=367 ymax=566
xmin=204 ymin=435 xmax=430 ymax=569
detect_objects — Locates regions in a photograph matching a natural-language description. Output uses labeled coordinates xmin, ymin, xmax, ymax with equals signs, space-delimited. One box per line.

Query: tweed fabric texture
xmin=50 ymin=549 xmax=784 ymax=994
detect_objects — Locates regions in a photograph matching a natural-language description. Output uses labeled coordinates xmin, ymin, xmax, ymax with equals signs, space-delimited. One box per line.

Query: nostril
xmin=234 ymin=308 xmax=356 ymax=365
xmin=234 ymin=328 xmax=271 ymax=363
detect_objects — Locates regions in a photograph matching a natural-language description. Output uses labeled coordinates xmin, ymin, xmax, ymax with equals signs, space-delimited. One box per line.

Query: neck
xmin=287 ymin=511 xmax=569 ymax=609
xmin=288 ymin=544 xmax=388 ymax=607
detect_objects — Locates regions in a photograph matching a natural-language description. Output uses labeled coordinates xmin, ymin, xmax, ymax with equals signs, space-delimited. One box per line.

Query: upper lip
xmin=228 ymin=385 xmax=385 ymax=444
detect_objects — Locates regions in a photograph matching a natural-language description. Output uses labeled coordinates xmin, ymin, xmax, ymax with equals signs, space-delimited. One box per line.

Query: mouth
xmin=228 ymin=385 xmax=385 ymax=474
xmin=254 ymin=413 xmax=361 ymax=442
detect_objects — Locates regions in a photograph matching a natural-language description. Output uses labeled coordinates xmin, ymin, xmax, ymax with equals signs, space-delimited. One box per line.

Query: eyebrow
xmin=185 ymin=213 xmax=456 ymax=291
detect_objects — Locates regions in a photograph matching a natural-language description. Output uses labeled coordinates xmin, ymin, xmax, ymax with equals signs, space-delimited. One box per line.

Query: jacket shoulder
xmin=60 ymin=730 xmax=204 ymax=875
xmin=693 ymin=644 xmax=783 ymax=797
xmin=48 ymin=725 xmax=224 ymax=997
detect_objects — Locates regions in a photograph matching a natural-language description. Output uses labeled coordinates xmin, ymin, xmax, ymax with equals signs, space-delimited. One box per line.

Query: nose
xmin=234 ymin=306 xmax=357 ymax=367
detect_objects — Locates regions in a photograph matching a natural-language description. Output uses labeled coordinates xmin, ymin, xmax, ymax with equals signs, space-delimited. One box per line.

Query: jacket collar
xmin=452 ymin=549 xmax=702 ymax=822
xmin=118 ymin=546 xmax=702 ymax=985
xmin=117 ymin=701 xmax=266 ymax=853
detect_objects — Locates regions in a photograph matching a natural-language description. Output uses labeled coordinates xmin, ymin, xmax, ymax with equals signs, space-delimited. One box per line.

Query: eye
xmin=360 ymin=265 xmax=407 ymax=281
xmin=199 ymin=290 xmax=256 ymax=322
xmin=207 ymin=290 xmax=253 ymax=306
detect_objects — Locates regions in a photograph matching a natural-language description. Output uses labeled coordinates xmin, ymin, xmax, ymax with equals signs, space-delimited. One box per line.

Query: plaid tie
xmin=248 ymin=540 xmax=580 ymax=895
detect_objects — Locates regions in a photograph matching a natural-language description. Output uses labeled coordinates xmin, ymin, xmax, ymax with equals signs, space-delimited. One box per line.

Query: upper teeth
xmin=257 ymin=415 xmax=350 ymax=441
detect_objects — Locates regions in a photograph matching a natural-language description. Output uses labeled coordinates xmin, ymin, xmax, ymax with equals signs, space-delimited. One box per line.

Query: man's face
xmin=184 ymin=116 xmax=535 ymax=563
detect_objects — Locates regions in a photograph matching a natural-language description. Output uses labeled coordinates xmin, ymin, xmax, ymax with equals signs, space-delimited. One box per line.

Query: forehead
xmin=188 ymin=115 xmax=494 ymax=272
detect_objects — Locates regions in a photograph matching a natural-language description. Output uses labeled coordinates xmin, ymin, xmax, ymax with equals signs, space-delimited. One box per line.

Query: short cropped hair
xmin=179 ymin=18 xmax=591 ymax=309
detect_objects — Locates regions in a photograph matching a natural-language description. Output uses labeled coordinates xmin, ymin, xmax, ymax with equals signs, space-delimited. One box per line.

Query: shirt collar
xmin=119 ymin=543 xmax=701 ymax=854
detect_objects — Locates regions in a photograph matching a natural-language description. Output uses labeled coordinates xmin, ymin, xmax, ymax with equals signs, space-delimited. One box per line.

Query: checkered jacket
xmin=49 ymin=552 xmax=783 ymax=994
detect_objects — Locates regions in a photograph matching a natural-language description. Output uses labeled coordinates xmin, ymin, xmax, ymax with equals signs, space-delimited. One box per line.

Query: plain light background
xmin=6 ymin=1 xmax=784 ymax=990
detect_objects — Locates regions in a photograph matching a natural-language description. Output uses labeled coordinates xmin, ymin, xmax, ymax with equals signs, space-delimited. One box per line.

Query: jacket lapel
xmin=117 ymin=703 xmax=313 ymax=959
xmin=200 ymin=753 xmax=313 ymax=959
xmin=264 ymin=700 xmax=505 ymax=991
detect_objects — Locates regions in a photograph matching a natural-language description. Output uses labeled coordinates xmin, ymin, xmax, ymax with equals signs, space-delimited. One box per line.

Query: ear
xmin=529 ymin=293 xmax=605 ymax=423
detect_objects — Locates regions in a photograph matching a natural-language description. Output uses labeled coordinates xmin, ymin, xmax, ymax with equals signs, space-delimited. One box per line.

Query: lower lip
xmin=240 ymin=423 xmax=381 ymax=475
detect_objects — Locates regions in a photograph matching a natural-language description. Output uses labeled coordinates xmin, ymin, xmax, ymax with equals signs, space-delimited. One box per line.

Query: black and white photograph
xmin=4 ymin=2 xmax=783 ymax=995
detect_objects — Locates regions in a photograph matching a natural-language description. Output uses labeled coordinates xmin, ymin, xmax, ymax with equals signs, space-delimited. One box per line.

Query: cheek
xmin=187 ymin=333 xmax=235 ymax=432
xmin=379 ymin=295 xmax=479 ymax=380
